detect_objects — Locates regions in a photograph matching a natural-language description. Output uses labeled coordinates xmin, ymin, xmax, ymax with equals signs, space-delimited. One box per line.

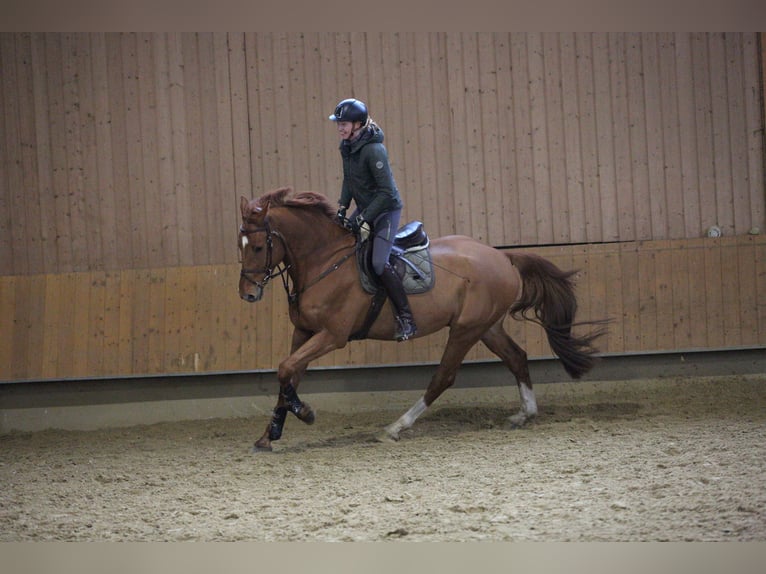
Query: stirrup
xmin=395 ymin=317 xmax=417 ymax=342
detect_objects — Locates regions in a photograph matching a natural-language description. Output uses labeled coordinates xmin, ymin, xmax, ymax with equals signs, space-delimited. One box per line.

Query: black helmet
xmin=329 ymin=98 xmax=368 ymax=123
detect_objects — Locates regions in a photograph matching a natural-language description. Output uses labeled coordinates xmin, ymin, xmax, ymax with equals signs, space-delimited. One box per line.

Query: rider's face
xmin=336 ymin=120 xmax=359 ymax=141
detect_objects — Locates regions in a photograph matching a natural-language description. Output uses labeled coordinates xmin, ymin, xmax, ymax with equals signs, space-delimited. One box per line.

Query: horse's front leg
xmin=253 ymin=328 xmax=345 ymax=452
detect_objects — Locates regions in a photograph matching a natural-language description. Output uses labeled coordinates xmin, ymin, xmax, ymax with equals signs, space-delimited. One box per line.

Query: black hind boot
xmin=379 ymin=263 xmax=418 ymax=341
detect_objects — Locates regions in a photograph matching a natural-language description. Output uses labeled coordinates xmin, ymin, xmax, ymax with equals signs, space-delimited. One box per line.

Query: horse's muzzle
xmin=240 ymin=286 xmax=264 ymax=303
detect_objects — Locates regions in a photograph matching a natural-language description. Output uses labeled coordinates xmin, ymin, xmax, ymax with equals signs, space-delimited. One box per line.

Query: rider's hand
xmin=355 ymin=214 xmax=371 ymax=241
xmin=336 ymin=206 xmax=347 ymax=223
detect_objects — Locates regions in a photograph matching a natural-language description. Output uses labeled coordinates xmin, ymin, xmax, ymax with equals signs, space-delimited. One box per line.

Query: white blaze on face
xmin=241 ymin=235 xmax=249 ymax=250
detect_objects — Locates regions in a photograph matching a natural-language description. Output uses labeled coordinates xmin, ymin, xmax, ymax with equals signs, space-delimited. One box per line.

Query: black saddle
xmin=393 ymin=221 xmax=428 ymax=250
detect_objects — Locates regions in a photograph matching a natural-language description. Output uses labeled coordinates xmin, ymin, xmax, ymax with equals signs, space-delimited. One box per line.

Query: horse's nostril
xmin=241 ymin=292 xmax=256 ymax=303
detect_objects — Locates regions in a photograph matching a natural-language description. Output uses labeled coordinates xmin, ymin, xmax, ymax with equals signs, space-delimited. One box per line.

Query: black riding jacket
xmin=338 ymin=125 xmax=403 ymax=223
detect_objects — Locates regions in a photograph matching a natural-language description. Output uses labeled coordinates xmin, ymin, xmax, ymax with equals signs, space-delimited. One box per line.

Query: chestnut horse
xmin=239 ymin=187 xmax=606 ymax=451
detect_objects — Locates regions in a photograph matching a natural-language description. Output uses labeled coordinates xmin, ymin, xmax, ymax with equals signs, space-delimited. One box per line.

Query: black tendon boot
xmin=379 ymin=263 xmax=418 ymax=341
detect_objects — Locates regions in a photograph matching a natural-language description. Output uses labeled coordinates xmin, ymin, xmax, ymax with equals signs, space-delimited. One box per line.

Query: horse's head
xmin=238 ymin=196 xmax=287 ymax=303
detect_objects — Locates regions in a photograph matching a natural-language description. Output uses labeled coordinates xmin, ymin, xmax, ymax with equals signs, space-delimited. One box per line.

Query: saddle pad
xmin=358 ymin=243 xmax=435 ymax=295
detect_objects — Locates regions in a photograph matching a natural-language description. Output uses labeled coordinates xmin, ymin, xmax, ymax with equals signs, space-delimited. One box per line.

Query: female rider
xmin=329 ymin=98 xmax=417 ymax=341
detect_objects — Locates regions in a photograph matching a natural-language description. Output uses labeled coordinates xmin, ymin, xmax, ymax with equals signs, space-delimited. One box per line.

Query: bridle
xmin=239 ymin=216 xmax=357 ymax=305
xmin=239 ymin=220 xmax=291 ymax=292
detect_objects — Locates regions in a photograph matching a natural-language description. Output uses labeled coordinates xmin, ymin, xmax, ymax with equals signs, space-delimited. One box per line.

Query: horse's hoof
xmin=376 ymin=427 xmax=400 ymax=443
xmin=506 ymin=413 xmax=527 ymax=429
xmin=296 ymin=403 xmax=315 ymax=425
xmin=252 ymin=444 xmax=273 ymax=453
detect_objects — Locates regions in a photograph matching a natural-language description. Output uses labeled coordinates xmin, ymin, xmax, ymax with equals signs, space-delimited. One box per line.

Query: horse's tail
xmin=506 ymin=252 xmax=609 ymax=379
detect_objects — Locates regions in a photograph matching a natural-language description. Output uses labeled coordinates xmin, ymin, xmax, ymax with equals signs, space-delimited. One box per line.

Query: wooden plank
xmin=445 ymin=32 xmax=471 ymax=238
xmin=619 ymin=241 xmax=641 ymax=352
xmin=227 ymin=33 xmax=253 ymax=214
xmin=399 ymin=33 xmax=425 ymax=228
xmin=477 ymin=31 xmax=497 ymax=243
xmin=637 ymin=241 xmax=658 ymax=351
xmin=659 ymin=33 xmax=684 ymax=239
xmin=117 ymin=268 xmax=136 ymax=375
xmin=71 ymin=271 xmax=92 ymax=376
xmin=690 ymin=34 xmax=717 ymax=237
xmin=35 ymin=275 xmax=52 ymax=377
xmin=88 ymin=271 xmax=106 ymax=377
xmin=626 ymin=33 xmax=651 ymax=240
xmin=492 ymin=33 xmax=518 ymax=246
xmin=528 ymin=32 xmax=553 ymax=245
xmin=736 ymin=236 xmax=758 ymax=347
xmin=559 ymin=32 xmax=586 ymax=245
xmin=589 ymin=243 xmax=632 ymax=353
xmin=0 ymin=278 xmax=15 ymax=380
xmin=755 ymin=235 xmax=766 ymax=345
xmin=744 ymin=33 xmax=765 ymax=234
xmin=640 ymin=33 xmax=667 ymax=240
xmin=152 ymin=33 xmax=179 ymax=267
xmin=429 ymin=33 xmax=455 ymax=239
xmin=592 ymin=33 xmax=619 ymax=242
xmin=90 ymin=33 xmax=119 ymax=269
xmin=121 ymin=33 xmax=150 ymax=268
xmin=101 ymin=271 xmax=122 ymax=375
xmin=0 ymin=38 xmax=11 ymax=275
xmin=73 ymin=34 xmax=102 ymax=271
xmin=129 ymin=270 xmax=151 ymax=374
xmin=199 ymin=33 xmax=225 ymax=263
xmin=181 ymin=33 xmax=208 ymax=264
xmin=1 ymin=34 xmax=28 ymax=274
xmin=55 ymin=272 xmax=78 ymax=377
xmin=542 ymin=32 xmax=569 ymax=244
xmin=674 ymin=33 xmax=701 ymax=240
xmin=15 ymin=34 xmax=44 ymax=274
xmin=703 ymin=237 xmax=725 ymax=348
xmin=147 ymin=268 xmax=166 ymax=374
xmin=414 ymin=33 xmax=440 ymax=239
xmin=574 ymin=33 xmax=602 ymax=243
xmin=45 ymin=34 xmax=76 ymax=272
xmin=60 ymin=34 xmax=88 ymax=271
xmin=670 ymin=241 xmax=692 ymax=349
xmin=167 ymin=33 xmax=193 ymax=267
xmin=724 ymin=34 xmax=750 ymax=236
xmin=720 ymin=237 xmax=741 ymax=346
xmin=221 ymin=264 xmax=244 ymax=371
xmin=653 ymin=241 xmax=675 ymax=350
xmin=136 ymin=32 xmax=163 ymax=269
xmin=461 ymin=32 xmax=488 ymax=244
xmin=104 ymin=33 xmax=133 ymax=269
xmin=685 ymin=238 xmax=709 ymax=349
xmin=609 ymin=33 xmax=635 ymax=242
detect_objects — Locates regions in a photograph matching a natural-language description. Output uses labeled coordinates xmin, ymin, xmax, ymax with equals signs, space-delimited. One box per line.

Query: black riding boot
xmin=379 ymin=263 xmax=418 ymax=341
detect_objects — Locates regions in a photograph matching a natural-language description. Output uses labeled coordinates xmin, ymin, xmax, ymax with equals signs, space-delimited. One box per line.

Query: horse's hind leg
xmin=480 ymin=320 xmax=537 ymax=427
xmin=382 ymin=326 xmax=484 ymax=441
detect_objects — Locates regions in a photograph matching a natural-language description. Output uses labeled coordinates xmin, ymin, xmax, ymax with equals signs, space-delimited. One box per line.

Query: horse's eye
xmin=253 ymin=246 xmax=264 ymax=253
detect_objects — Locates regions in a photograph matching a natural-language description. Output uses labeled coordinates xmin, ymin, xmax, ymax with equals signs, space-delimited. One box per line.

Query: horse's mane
xmin=257 ymin=187 xmax=336 ymax=220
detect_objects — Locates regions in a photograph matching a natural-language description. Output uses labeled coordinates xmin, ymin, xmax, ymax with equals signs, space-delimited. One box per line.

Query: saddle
xmin=349 ymin=221 xmax=435 ymax=341
xmin=356 ymin=221 xmax=435 ymax=295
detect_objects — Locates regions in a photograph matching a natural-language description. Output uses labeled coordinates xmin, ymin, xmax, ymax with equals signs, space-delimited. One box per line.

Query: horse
xmin=238 ymin=187 xmax=607 ymax=451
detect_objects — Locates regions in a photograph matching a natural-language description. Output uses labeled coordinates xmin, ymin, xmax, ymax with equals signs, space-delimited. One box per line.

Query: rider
xmin=329 ymin=98 xmax=417 ymax=341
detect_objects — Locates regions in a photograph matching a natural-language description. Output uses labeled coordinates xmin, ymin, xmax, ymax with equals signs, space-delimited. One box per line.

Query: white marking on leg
xmin=520 ymin=383 xmax=537 ymax=418
xmin=508 ymin=383 xmax=537 ymax=427
xmin=385 ymin=397 xmax=428 ymax=439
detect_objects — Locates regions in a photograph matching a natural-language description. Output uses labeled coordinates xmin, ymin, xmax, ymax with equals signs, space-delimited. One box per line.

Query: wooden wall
xmin=0 ymin=33 xmax=764 ymax=382
xmin=1 ymin=235 xmax=764 ymax=381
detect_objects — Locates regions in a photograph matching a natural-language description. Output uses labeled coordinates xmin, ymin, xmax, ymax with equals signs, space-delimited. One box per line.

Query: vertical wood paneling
xmin=0 ymin=33 xmax=764 ymax=382
xmin=2 ymin=32 xmax=763 ymax=275
xmin=0 ymin=236 xmax=764 ymax=381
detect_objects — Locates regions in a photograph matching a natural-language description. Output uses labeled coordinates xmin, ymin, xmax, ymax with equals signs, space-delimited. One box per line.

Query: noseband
xmin=239 ymin=221 xmax=290 ymax=291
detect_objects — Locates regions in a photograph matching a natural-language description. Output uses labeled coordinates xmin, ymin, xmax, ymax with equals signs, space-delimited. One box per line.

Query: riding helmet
xmin=329 ymin=98 xmax=368 ymax=123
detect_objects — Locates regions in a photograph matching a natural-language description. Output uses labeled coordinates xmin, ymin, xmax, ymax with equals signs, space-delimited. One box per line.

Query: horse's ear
xmin=240 ymin=196 xmax=250 ymax=218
